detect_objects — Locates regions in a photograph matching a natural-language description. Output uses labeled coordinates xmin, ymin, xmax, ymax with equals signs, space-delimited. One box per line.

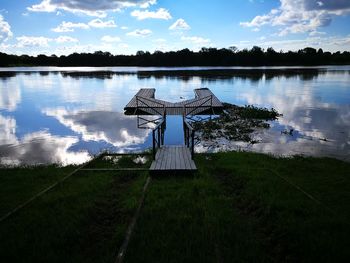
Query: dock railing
xmin=152 ymin=115 xmax=166 ymax=160
xmin=184 ymin=95 xmax=212 ymax=116
xmin=135 ymin=95 xmax=167 ymax=160
xmin=183 ymin=117 xmax=195 ymax=159
xmin=136 ymin=95 xmax=165 ymax=115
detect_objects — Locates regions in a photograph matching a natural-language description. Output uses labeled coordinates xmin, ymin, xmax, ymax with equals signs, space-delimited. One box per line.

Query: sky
xmin=0 ymin=0 xmax=350 ymax=56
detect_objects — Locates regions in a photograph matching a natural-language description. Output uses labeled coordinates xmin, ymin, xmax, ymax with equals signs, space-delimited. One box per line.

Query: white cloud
xmin=10 ymin=35 xmax=77 ymax=50
xmin=140 ymin=0 xmax=157 ymax=8
xmin=101 ymin=35 xmax=121 ymax=43
xmin=131 ymin=8 xmax=171 ymax=20
xmin=52 ymin=21 xmax=89 ymax=32
xmin=88 ymin=18 xmax=117 ymax=28
xmin=28 ymin=0 xmax=157 ymax=17
xmin=16 ymin=36 xmax=52 ymax=47
xmin=55 ymin=36 xmax=78 ymax=43
xmin=0 ymin=15 xmax=12 ymax=41
xmin=52 ymin=19 xmax=116 ymax=32
xmin=240 ymin=0 xmax=350 ymax=36
xmin=181 ymin=36 xmax=210 ymax=45
xmin=169 ymin=18 xmax=190 ymax=30
xmin=121 ymin=26 xmax=128 ymax=30
xmin=126 ymin=29 xmax=152 ymax=37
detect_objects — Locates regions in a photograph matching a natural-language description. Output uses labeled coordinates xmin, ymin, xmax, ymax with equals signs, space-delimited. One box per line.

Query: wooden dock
xmin=124 ymin=88 xmax=223 ymax=115
xmin=150 ymin=145 xmax=196 ymax=172
xmin=123 ymin=87 xmax=224 ymax=174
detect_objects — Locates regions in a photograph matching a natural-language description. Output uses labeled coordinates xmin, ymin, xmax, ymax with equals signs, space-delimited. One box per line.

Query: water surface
xmin=0 ymin=66 xmax=349 ymax=165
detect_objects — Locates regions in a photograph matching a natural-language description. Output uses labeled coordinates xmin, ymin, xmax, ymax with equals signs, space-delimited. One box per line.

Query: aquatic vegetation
xmin=193 ymin=103 xmax=281 ymax=143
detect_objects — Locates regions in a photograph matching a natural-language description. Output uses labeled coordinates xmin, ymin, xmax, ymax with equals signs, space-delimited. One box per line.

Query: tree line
xmin=0 ymin=46 xmax=349 ymax=67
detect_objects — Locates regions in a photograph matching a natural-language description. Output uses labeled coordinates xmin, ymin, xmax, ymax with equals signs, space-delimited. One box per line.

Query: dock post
xmin=157 ymin=128 xmax=161 ymax=148
xmin=191 ymin=130 xmax=195 ymax=158
xmin=152 ymin=129 xmax=156 ymax=160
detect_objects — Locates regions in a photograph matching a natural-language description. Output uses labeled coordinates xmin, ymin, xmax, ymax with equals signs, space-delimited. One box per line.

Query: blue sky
xmin=0 ymin=0 xmax=350 ymax=55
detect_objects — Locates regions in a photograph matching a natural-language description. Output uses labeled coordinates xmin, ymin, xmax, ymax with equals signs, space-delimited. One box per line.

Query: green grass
xmin=85 ymin=154 xmax=152 ymax=169
xmin=0 ymin=165 xmax=76 ymax=217
xmin=125 ymin=152 xmax=350 ymax=262
xmin=1 ymin=152 xmax=350 ymax=262
xmin=0 ymin=168 xmax=147 ymax=263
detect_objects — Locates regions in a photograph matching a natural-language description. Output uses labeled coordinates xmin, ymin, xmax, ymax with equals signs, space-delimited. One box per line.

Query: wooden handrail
xmin=151 ymin=112 xmax=166 ymax=160
xmin=183 ymin=118 xmax=195 ymax=159
xmin=184 ymin=95 xmax=213 ymax=116
xmin=184 ymin=119 xmax=194 ymax=131
xmin=136 ymin=95 xmax=165 ymax=116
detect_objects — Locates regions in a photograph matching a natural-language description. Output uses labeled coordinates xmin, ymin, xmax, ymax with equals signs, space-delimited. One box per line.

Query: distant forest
xmin=1 ymin=46 xmax=350 ymax=67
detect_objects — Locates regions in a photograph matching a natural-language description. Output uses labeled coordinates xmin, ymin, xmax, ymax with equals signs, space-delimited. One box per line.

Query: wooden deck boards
xmin=124 ymin=88 xmax=223 ymax=115
xmin=150 ymin=145 xmax=197 ymax=171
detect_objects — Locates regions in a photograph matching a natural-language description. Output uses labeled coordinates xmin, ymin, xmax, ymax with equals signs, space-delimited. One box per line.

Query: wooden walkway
xmin=124 ymin=88 xmax=223 ymax=115
xmin=150 ymin=145 xmax=197 ymax=172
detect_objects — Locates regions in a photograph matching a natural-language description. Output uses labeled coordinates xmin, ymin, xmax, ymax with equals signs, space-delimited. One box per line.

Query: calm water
xmin=0 ymin=66 xmax=349 ymax=165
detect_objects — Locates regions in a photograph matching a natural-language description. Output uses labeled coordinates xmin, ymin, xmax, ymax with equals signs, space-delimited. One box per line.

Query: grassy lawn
xmin=1 ymin=152 xmax=350 ymax=262
xmin=0 ymin=165 xmax=76 ymax=217
xmin=126 ymin=152 xmax=350 ymax=262
xmin=0 ymin=164 xmax=147 ymax=263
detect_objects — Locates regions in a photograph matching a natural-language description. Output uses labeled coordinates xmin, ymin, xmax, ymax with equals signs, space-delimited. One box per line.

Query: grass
xmin=125 ymin=152 xmax=350 ymax=262
xmin=0 ymin=165 xmax=76 ymax=216
xmin=85 ymin=154 xmax=152 ymax=169
xmin=0 ymin=159 xmax=148 ymax=262
xmin=0 ymin=152 xmax=350 ymax=262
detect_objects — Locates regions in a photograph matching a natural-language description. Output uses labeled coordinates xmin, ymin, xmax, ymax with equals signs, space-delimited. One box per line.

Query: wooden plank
xmin=170 ymin=147 xmax=176 ymax=169
xmin=154 ymin=147 xmax=163 ymax=170
xmin=162 ymin=146 xmax=170 ymax=170
xmin=156 ymin=149 xmax=163 ymax=170
xmin=181 ymin=146 xmax=190 ymax=170
xmin=174 ymin=146 xmax=179 ymax=169
xmin=167 ymin=147 xmax=173 ymax=170
xmin=168 ymin=147 xmax=174 ymax=170
xmin=184 ymin=147 xmax=192 ymax=170
xmin=125 ymin=88 xmax=223 ymax=116
xmin=150 ymin=145 xmax=197 ymax=171
xmin=178 ymin=146 xmax=185 ymax=170
xmin=176 ymin=146 xmax=182 ymax=169
xmin=159 ymin=147 xmax=167 ymax=170
xmin=176 ymin=146 xmax=185 ymax=169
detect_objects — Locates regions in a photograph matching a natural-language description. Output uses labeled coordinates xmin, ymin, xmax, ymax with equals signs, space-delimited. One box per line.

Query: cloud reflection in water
xmin=0 ymin=114 xmax=90 ymax=166
xmin=198 ymin=77 xmax=350 ymax=161
xmin=44 ymin=109 xmax=150 ymax=148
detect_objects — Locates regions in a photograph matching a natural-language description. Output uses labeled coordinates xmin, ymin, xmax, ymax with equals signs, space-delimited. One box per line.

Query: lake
xmin=0 ymin=66 xmax=349 ymax=165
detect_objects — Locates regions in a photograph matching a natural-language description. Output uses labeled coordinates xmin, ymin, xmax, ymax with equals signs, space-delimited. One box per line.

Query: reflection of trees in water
xmin=0 ymin=71 xmax=61 ymax=79
xmin=136 ymin=69 xmax=323 ymax=82
xmin=60 ymin=71 xmax=115 ymax=79
xmin=1 ymin=68 xmax=347 ymax=82
xmin=0 ymin=72 xmax=16 ymax=79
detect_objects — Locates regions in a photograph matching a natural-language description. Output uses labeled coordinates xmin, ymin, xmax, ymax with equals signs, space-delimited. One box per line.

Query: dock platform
xmin=150 ymin=145 xmax=197 ymax=172
xmin=124 ymin=88 xmax=223 ymax=115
